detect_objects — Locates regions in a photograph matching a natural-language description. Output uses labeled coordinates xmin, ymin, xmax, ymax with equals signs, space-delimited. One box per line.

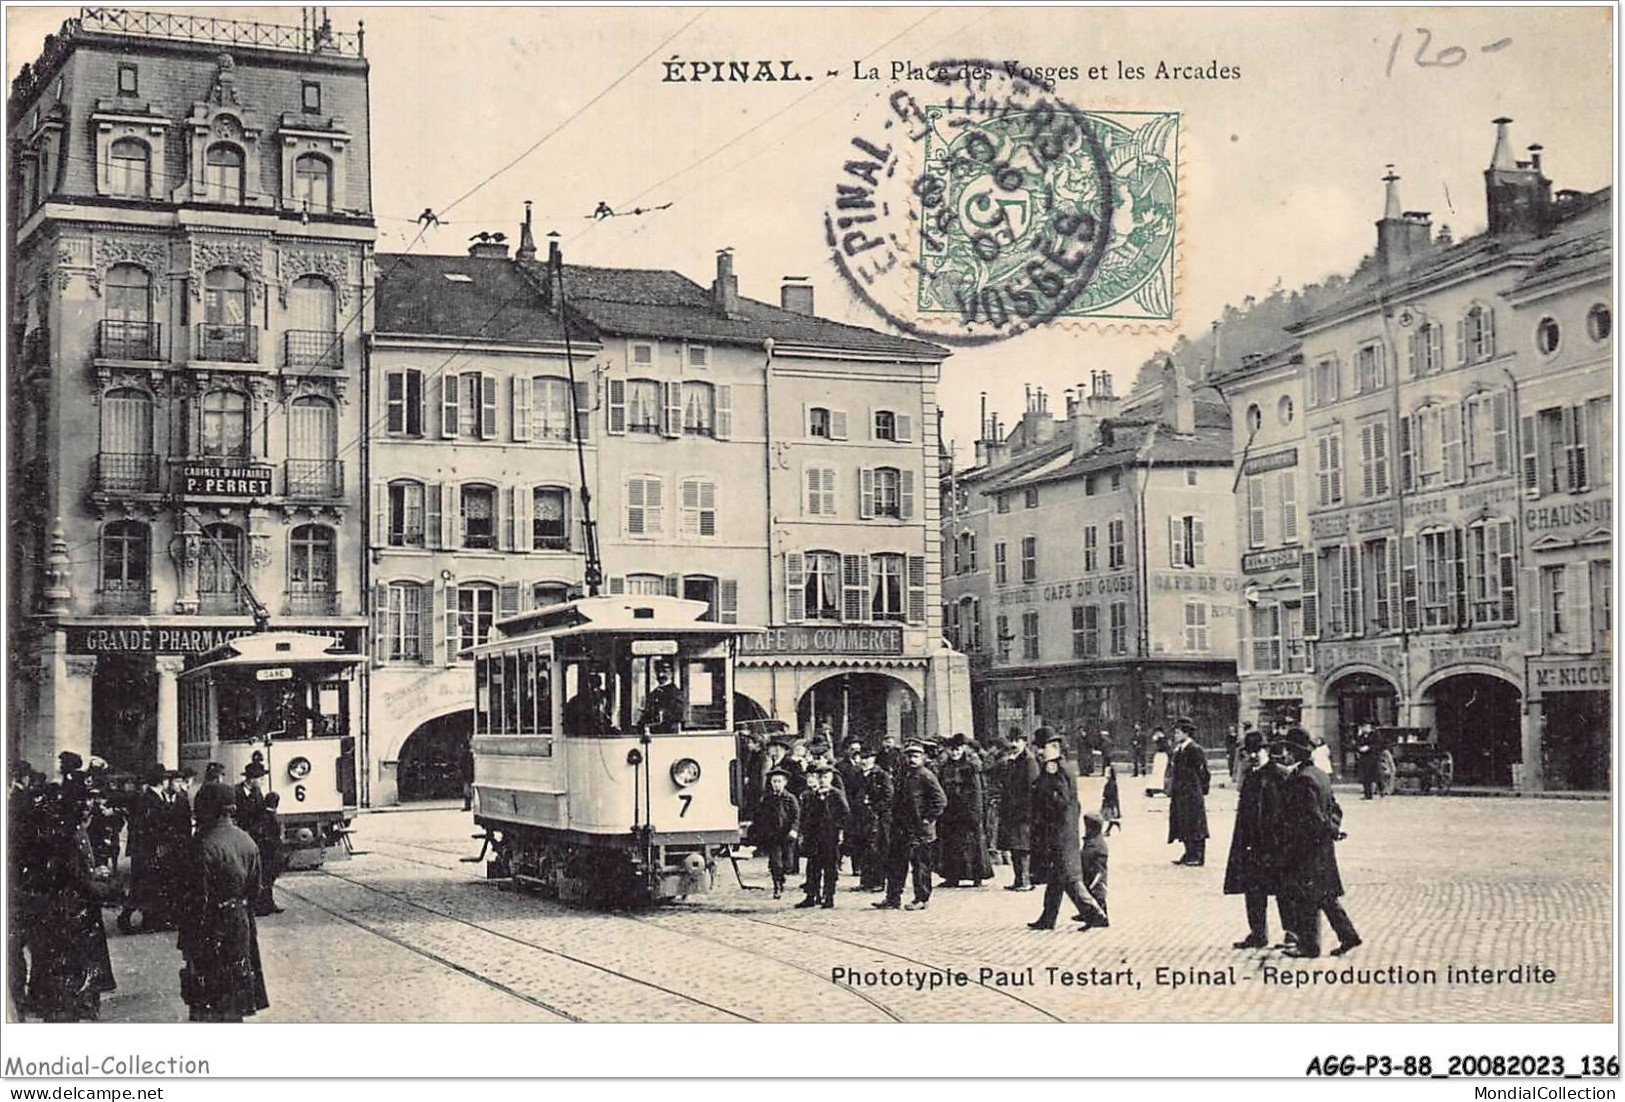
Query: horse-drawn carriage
xmin=1376 ymin=727 xmax=1454 ymax=794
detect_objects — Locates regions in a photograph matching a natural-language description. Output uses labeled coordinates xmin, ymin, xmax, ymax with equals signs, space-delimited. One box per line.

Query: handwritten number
xmin=1388 ymin=27 xmax=1510 ymax=77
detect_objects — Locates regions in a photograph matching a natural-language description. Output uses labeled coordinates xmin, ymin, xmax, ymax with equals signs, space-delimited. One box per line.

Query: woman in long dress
xmin=936 ymin=735 xmax=992 ymax=887
xmin=1146 ymin=731 xmax=1172 ymax=797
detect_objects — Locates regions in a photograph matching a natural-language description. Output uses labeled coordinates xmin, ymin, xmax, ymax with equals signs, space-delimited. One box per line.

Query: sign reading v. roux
xmin=739 ymin=626 xmax=904 ymax=656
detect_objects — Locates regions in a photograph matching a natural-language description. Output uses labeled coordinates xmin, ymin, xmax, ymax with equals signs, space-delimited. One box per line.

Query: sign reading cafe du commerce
xmin=738 ymin=626 xmax=905 ymax=657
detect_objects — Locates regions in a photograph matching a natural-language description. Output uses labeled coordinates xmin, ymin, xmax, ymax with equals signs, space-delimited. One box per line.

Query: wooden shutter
xmin=1525 ymin=565 xmax=1543 ymax=655
xmin=418 ymin=583 xmax=435 ymax=666
xmin=1301 ymin=548 xmax=1319 ymax=640
xmin=371 ymin=479 xmax=387 ymax=545
xmin=609 ymin=576 xmax=625 ymax=595
xmin=1484 ymin=306 xmax=1496 ymax=356
xmin=511 ymin=375 xmax=530 ymax=441
xmin=907 ymin=555 xmax=926 ymax=624
xmin=662 ymin=380 xmax=682 ymax=437
xmin=499 ymin=582 xmax=521 ymax=620
xmin=1565 ymin=404 xmax=1589 ymax=491
xmin=515 ymin=486 xmax=533 ymax=552
xmin=664 ymin=574 xmax=682 ymax=597
xmin=1246 ymin=477 xmax=1265 ymax=547
xmin=1497 ymin=520 xmax=1517 ymax=624
xmin=719 ymin=579 xmax=738 ymax=624
xmin=682 ymin=478 xmax=700 ymax=536
xmin=1279 ymin=472 xmax=1297 ymax=542
xmin=804 ymin=466 xmax=819 ymax=515
xmin=1344 ymin=544 xmax=1363 ymax=638
xmin=1385 ymin=536 xmax=1402 ymax=633
xmin=409 ymin=369 xmax=425 ymax=436
xmin=480 ymin=374 xmax=498 ymax=439
xmin=1492 ymin=392 xmax=1511 ymax=474
xmin=1445 ymin=527 xmax=1464 ymax=627
xmin=842 ymin=553 xmax=868 ymax=621
xmin=859 ymin=468 xmax=875 ymax=518
xmin=1315 ymin=434 xmax=1331 ymax=506
xmin=899 ymin=469 xmax=915 ymax=520
xmin=829 ymin=410 xmax=848 ymax=441
xmin=1442 ymin=403 xmax=1464 ymax=484
xmin=645 ymin=477 xmax=664 ymax=535
xmin=895 ymin=413 xmax=913 ymax=443
xmin=372 ymin=582 xmax=389 ymax=663
xmin=441 ymin=373 xmax=459 ymax=437
xmin=785 ymin=552 xmax=806 ymax=622
xmin=1191 ymin=518 xmax=1206 ymax=566
xmin=424 ymin=483 xmax=443 ymax=550
xmin=1360 ymin=423 xmax=1375 ymax=498
xmin=714 ymin=384 xmax=732 ymax=440
xmin=1567 ymin=562 xmax=1592 ymax=654
xmin=1398 ymin=414 xmax=1414 ymax=491
xmin=1521 ymin=414 xmax=1540 ymax=494
xmin=500 ymin=486 xmax=516 ymax=551
xmin=572 ymin=379 xmax=591 ymax=442
xmin=442 ymin=582 xmax=459 ymax=667
xmin=1168 ymin=516 xmax=1186 ymax=567
xmin=606 ymin=378 xmax=626 ymax=435
xmin=1456 ymin=318 xmax=1467 ymax=365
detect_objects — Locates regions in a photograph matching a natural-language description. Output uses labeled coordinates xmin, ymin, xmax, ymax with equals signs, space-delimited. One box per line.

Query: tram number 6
xmin=294 ymin=784 xmax=307 ymax=803
xmin=677 ymin=794 xmax=693 ymax=818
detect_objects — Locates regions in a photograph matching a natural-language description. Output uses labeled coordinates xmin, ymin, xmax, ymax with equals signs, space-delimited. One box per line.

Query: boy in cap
xmin=747 ymin=768 xmax=799 ymax=899
xmin=876 ymin=741 xmax=946 ymax=911
xmin=796 ymin=764 xmax=850 ymax=908
xmin=1074 ymin=812 xmax=1109 ymax=929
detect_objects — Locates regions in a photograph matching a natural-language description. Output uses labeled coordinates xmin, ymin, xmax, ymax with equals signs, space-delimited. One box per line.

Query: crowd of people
xmin=7 ymin=751 xmax=278 ymax=1022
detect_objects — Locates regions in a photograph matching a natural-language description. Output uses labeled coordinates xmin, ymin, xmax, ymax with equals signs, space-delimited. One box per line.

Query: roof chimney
xmin=1019 ymin=385 xmax=1055 ymax=447
xmin=467 ymin=232 xmax=510 ymax=259
xmin=984 ymin=413 xmax=1010 ymax=469
xmin=713 ymin=248 xmax=740 ymax=318
xmin=1527 ymin=143 xmax=1543 ymax=173
xmin=1375 ymin=167 xmax=1408 ymax=276
xmin=1490 ymin=117 xmax=1517 ymax=171
xmin=780 ymin=276 xmax=815 ymax=316
xmin=1484 ymin=118 xmax=1552 ymax=236
xmin=1160 ymin=357 xmax=1195 ymax=435
xmin=516 ymin=200 xmax=537 ymax=262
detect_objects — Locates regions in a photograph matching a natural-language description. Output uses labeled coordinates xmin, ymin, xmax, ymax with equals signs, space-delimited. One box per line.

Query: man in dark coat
xmin=234 ymin=762 xmax=267 ymax=835
xmin=795 ymin=765 xmax=850 ymax=908
xmin=978 ymin=734 xmax=1006 ymax=869
xmin=875 ymin=741 xmax=947 ymax=911
xmin=120 ymin=765 xmax=170 ymax=932
xmin=835 ymin=737 xmax=867 ymax=873
xmin=1027 ymin=732 xmax=1108 ymax=930
xmin=1077 ymin=811 xmax=1109 ymax=929
xmin=1224 ymin=730 xmax=1291 ymax=949
xmin=997 ymin=731 xmax=1040 ymax=891
xmin=1355 ymin=722 xmax=1379 ymax=800
xmin=852 ymin=748 xmax=893 ymax=891
xmin=637 ymin=662 xmax=686 ymax=733
xmin=1130 ymin=725 xmax=1147 ymax=777
xmin=1277 ymin=728 xmax=1361 ymax=959
xmin=1167 ymin=718 xmax=1211 ymax=866
xmin=747 ymin=769 xmax=799 ymax=899
xmin=178 ymin=783 xmax=270 ymax=1021
xmin=936 ymin=735 xmax=992 ymax=887
xmin=27 ymin=791 xmax=121 ymax=1021
xmin=252 ymin=791 xmax=285 ymax=916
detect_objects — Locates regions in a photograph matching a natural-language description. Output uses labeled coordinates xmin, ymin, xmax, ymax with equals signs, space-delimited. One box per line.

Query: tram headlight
xmin=670 ymin=758 xmax=702 ymax=787
xmin=287 ymin=756 xmax=313 ymax=781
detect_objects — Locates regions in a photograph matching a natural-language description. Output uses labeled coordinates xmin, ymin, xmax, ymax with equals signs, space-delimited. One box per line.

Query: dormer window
xmin=204 ymin=143 xmax=245 ymax=204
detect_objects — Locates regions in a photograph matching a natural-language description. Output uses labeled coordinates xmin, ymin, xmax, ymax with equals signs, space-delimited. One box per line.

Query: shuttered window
xmin=805 ymin=465 xmax=837 ymax=515
xmin=626 ymin=476 xmax=664 ymax=537
xmin=1246 ymin=476 xmax=1266 ymax=548
xmin=680 ymin=478 xmax=717 ymax=538
xmin=385 ymin=369 xmax=424 ymax=436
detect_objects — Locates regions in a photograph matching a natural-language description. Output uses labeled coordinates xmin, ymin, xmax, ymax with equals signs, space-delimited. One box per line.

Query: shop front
xmin=1239 ymin=673 xmax=1315 ymax=734
xmin=1529 ymin=655 xmax=1611 ymax=792
xmin=734 ymin=624 xmax=935 ymax=745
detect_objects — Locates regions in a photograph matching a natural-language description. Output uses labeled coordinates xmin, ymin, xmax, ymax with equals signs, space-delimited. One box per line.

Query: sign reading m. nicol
xmin=739 ymin=626 xmax=905 ymax=656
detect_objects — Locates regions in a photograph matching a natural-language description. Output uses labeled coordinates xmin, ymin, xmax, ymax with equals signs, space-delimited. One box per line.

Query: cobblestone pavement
xmin=93 ymin=779 xmax=1610 ymax=1023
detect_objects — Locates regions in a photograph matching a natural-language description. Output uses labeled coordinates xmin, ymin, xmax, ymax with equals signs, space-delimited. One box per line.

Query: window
xmin=199 ymin=389 xmax=251 ymax=457
xmin=626 ymin=574 xmax=665 ymax=596
xmin=1277 ymin=395 xmax=1295 ymax=425
xmin=1363 ymin=537 xmax=1396 ymax=633
xmin=1111 ymin=471 xmax=1122 ymax=492
xmin=1245 ymin=404 xmax=1262 ymax=433
xmin=871 ymin=553 xmax=905 ymax=621
xmin=1169 ymin=515 xmax=1205 ymax=568
xmin=1540 ymin=564 xmax=1567 ymax=642
xmin=203 ymin=143 xmax=245 ymax=204
xmin=459 ymin=485 xmax=496 ymax=549
xmin=1536 ymin=316 xmax=1561 ymax=356
xmin=1314 ymin=429 xmax=1343 ymax=507
xmin=1587 ymin=304 xmax=1612 ymax=342
xmin=803 ymin=551 xmax=841 ymax=621
xmin=533 ymin=487 xmax=570 ymax=550
xmin=104 ymin=264 xmax=155 ymax=358
xmin=1279 ymin=471 xmax=1298 ymax=542
xmin=1404 ymin=404 xmax=1452 ymax=490
xmin=1459 ymin=304 xmax=1496 ymax=364
xmin=1317 ymin=546 xmax=1348 ymax=636
xmin=1108 ymin=518 xmax=1126 ymax=569
xmin=1021 ymin=610 xmax=1040 ymax=660
xmin=456 ymin=583 xmax=498 ymax=654
xmin=959 ymin=531 xmax=977 ymax=573
xmin=1530 ymin=405 xmax=1592 ymax=495
xmin=994 ymin=542 xmax=1008 ymax=585
xmin=293 ymin=153 xmax=333 ymax=213
xmin=1246 ymin=476 xmax=1266 ymax=548
xmin=460 ymin=373 xmax=498 ymax=439
xmin=996 ymin=491 xmax=1011 ymax=514
xmin=683 ymin=575 xmax=720 ymax=622
xmin=301 ymin=80 xmax=322 ymax=113
xmin=1024 ymin=486 xmax=1040 ymax=508
xmin=867 ymin=466 xmax=906 ymax=519
xmin=532 ymin=582 xmax=570 ymax=609
xmin=288 ymin=524 xmax=335 ymax=598
xmin=626 ymin=475 xmax=664 ymax=536
xmin=1587 ymin=396 xmax=1612 ymax=487
xmin=1310 ymin=355 xmax=1340 ymax=407
xmin=874 ymin=410 xmax=897 ymax=441
xmin=1185 ymin=468 xmax=1198 ymax=487
xmin=1592 ymin=560 xmax=1612 ymax=649
xmin=204 ymin=266 xmax=249 ymax=327
xmin=687 ymin=345 xmax=709 ymax=368
xmin=680 ymin=478 xmax=717 ymax=538
xmin=1464 ymin=519 xmax=1516 ymax=625
xmin=682 ymin=381 xmax=715 ymax=436
xmin=1419 ymin=529 xmax=1457 ymax=629
xmin=108 ymin=138 xmax=150 ymax=198
xmin=386 ymin=369 xmax=424 ymax=436
xmin=962 ymin=597 xmax=983 ymax=652
xmin=1355 ymin=341 xmax=1386 ymax=393
xmin=1085 ymin=475 xmax=1097 ymax=497
xmin=1358 ymin=418 xmax=1391 ymax=499
xmin=388 ymin=480 xmax=425 ymax=547
xmin=1021 ymin=536 xmax=1037 ymax=582
xmin=1109 ymin=602 xmax=1129 ymax=655
xmin=808 ymin=407 xmax=831 ymax=438
xmin=1072 ymin=605 xmax=1100 ymax=659
xmin=805 ymin=465 xmax=836 ymax=515
xmin=996 ymin=614 xmax=1011 ymax=661
xmin=528 ymin=377 xmax=575 ymax=441
xmin=1408 ymin=319 xmax=1444 ymax=377
xmin=385 ymin=582 xmax=424 ymax=662
xmin=1084 ymin=526 xmax=1098 ymax=572
xmin=197 ymin=523 xmax=245 ymax=609
xmin=1184 ymin=603 xmax=1209 ymax=652
xmin=101 ymin=387 xmax=153 ymax=470
xmin=101 ymin=520 xmax=150 ymax=595
xmin=1464 ymin=391 xmax=1512 ymax=479
xmin=117 ymin=63 xmax=138 ymax=95
xmin=626 ymin=379 xmax=662 ymax=433
xmin=1250 ymin=605 xmax=1281 ymax=671
xmin=631 ymin=342 xmax=654 ymax=366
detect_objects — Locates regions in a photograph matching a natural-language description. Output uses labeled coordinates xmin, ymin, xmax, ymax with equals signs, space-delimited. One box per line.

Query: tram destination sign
xmin=739 ymin=626 xmax=904 ymax=656
xmin=176 ymin=462 xmax=274 ymax=498
xmin=66 ymin=624 xmax=365 ymax=656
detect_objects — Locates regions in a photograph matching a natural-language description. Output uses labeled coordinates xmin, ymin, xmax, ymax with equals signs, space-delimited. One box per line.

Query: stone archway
xmin=796 ymin=672 xmax=920 ymax=747
xmin=1424 ymin=672 xmax=1523 ymax=787
xmin=1324 ymin=670 xmax=1400 ymax=775
xmin=396 ymin=709 xmax=472 ymax=802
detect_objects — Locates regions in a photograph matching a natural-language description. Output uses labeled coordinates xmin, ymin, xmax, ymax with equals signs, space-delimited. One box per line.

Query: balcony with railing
xmin=97 ymin=320 xmax=163 ymax=361
xmin=284 ymin=590 xmax=340 ymax=617
xmin=193 ymin=324 xmax=259 ymax=364
xmin=96 ymin=452 xmax=161 ymax=494
xmin=198 ymin=591 xmax=250 ymax=616
xmin=97 ymin=587 xmax=152 ymax=615
xmin=283 ymin=330 xmax=344 ymax=371
xmin=285 ymin=459 xmax=344 ymax=500
xmin=77 ymin=7 xmax=364 ymax=57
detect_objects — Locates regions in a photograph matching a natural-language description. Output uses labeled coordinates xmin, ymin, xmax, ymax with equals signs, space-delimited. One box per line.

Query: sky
xmin=7 ymin=5 xmax=1615 ymax=453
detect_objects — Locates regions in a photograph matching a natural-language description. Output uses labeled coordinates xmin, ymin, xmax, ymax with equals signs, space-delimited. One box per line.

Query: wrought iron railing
xmin=199 ymin=591 xmax=249 ymax=616
xmin=283 ymin=330 xmax=343 ymax=370
xmin=78 ymin=7 xmax=364 ymax=57
xmin=97 ymin=319 xmax=162 ymax=360
xmin=98 ymin=587 xmax=152 ymax=614
xmin=96 ymin=452 xmax=160 ymax=493
xmin=532 ymin=523 xmax=570 ymax=551
xmin=194 ymin=323 xmax=258 ymax=364
xmin=284 ymin=590 xmax=339 ymax=616
xmin=285 ymin=459 xmax=343 ymax=499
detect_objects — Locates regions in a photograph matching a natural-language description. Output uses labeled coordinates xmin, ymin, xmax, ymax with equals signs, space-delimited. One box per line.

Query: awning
xmin=736 ymin=655 xmax=929 ymax=670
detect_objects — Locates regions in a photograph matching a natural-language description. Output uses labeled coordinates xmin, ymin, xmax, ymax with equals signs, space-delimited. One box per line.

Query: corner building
xmin=8 ymin=11 xmax=374 ymax=775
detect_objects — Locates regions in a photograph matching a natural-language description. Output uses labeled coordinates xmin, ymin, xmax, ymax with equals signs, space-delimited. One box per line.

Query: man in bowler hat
xmin=1277 ymin=727 xmax=1361 ymax=958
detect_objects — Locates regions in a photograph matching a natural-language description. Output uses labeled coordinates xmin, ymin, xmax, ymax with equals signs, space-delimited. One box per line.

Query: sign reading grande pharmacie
xmin=66 ymin=624 xmax=365 ymax=656
xmin=176 ymin=462 xmax=274 ymax=497
xmin=738 ymin=626 xmax=904 ymax=656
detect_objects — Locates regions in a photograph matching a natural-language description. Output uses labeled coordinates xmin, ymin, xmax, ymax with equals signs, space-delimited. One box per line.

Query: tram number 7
xmin=677 ymin=794 xmax=693 ymax=818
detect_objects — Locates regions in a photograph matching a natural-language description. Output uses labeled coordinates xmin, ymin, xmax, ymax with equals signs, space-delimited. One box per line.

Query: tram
xmin=469 ymin=595 xmax=755 ymax=905
xmin=177 ymin=631 xmax=362 ymax=868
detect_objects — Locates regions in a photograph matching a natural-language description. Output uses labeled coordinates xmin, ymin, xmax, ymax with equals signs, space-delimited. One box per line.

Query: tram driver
xmin=638 ymin=661 xmax=686 ymax=734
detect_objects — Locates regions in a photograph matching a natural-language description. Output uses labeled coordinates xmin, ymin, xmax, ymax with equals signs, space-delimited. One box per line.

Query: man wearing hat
xmin=118 ymin=765 xmax=172 ymax=933
xmin=875 ymin=740 xmax=946 ymax=911
xmin=638 ymin=662 xmax=686 ymax=734
xmin=936 ymin=734 xmax=992 ymax=888
xmin=1224 ymin=729 xmax=1290 ymax=949
xmin=746 ymin=767 xmax=800 ymax=899
xmin=851 ymin=746 xmax=893 ymax=891
xmin=796 ymin=764 xmax=850 ymax=908
xmin=997 ymin=731 xmax=1041 ymax=890
xmin=1028 ymin=730 xmax=1108 ymax=930
xmin=1167 ymin=718 xmax=1211 ymax=867
xmin=836 ymin=738 xmax=867 ymax=873
xmin=1355 ymin=721 xmax=1379 ymax=800
xmin=1276 ymin=727 xmax=1361 ymax=958
xmin=235 ymin=761 xmax=268 ymax=837
xmin=177 ymin=782 xmax=269 ymax=1021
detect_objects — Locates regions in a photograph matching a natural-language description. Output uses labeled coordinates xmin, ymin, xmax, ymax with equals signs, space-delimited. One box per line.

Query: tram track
xmin=363 ymin=837 xmax=1061 ymax=1023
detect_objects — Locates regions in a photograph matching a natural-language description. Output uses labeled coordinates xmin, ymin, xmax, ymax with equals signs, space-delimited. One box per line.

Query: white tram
xmin=469 ymin=595 xmax=755 ymax=904
xmin=178 ymin=631 xmax=362 ymax=868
